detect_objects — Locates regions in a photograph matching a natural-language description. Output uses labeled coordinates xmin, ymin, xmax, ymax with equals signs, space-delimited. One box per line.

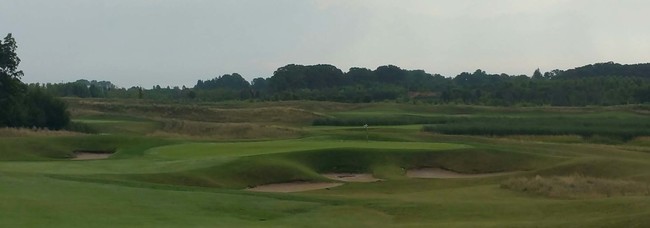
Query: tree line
xmin=67 ymin=62 xmax=647 ymax=106
xmin=1 ymin=34 xmax=69 ymax=130
xmin=23 ymin=46 xmax=650 ymax=105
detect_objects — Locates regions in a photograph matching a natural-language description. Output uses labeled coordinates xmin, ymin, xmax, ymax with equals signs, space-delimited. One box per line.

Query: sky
xmin=1 ymin=0 xmax=649 ymax=88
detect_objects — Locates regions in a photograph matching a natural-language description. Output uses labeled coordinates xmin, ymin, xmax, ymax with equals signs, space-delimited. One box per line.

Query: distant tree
xmin=251 ymin=77 xmax=269 ymax=98
xmin=532 ymin=68 xmax=543 ymax=80
xmin=346 ymin=67 xmax=375 ymax=86
xmin=194 ymin=73 xmax=250 ymax=90
xmin=89 ymin=84 xmax=102 ymax=97
xmin=269 ymin=64 xmax=308 ymax=92
xmin=375 ymin=65 xmax=406 ymax=85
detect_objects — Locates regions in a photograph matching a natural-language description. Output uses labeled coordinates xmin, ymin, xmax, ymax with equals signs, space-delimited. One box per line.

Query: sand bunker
xmin=407 ymin=168 xmax=514 ymax=179
xmin=72 ymin=152 xmax=112 ymax=160
xmin=322 ymin=173 xmax=382 ymax=182
xmin=246 ymin=182 xmax=343 ymax=193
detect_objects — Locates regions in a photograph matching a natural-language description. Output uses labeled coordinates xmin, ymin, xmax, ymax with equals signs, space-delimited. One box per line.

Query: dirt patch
xmin=407 ymin=168 xmax=515 ymax=179
xmin=322 ymin=173 xmax=382 ymax=182
xmin=72 ymin=152 xmax=113 ymax=160
xmin=246 ymin=182 xmax=343 ymax=193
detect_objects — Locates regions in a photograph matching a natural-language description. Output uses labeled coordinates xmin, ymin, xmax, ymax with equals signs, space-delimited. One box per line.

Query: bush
xmin=24 ymin=88 xmax=70 ymax=130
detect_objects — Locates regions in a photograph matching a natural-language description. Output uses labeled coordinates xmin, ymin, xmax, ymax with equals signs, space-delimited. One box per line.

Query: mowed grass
xmin=3 ymin=100 xmax=650 ymax=227
xmin=146 ymin=138 xmax=468 ymax=159
xmin=3 ymin=167 xmax=650 ymax=227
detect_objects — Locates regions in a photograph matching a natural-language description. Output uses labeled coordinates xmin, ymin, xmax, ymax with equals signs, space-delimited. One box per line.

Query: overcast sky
xmin=2 ymin=0 xmax=649 ymax=88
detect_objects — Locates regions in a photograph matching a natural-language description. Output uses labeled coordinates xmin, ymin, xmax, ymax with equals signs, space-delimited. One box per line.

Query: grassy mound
xmin=272 ymin=148 xmax=549 ymax=175
xmin=0 ymin=135 xmax=172 ymax=161
xmin=124 ymin=158 xmax=327 ymax=189
xmin=502 ymin=174 xmax=650 ymax=198
xmin=116 ymin=147 xmax=548 ymax=188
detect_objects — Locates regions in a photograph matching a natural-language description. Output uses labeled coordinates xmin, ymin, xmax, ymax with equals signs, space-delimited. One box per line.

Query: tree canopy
xmin=0 ymin=33 xmax=69 ymax=129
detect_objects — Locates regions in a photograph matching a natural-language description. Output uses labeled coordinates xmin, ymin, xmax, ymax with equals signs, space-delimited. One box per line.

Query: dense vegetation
xmin=0 ymin=34 xmax=69 ymax=129
xmin=34 ymin=62 xmax=650 ymax=106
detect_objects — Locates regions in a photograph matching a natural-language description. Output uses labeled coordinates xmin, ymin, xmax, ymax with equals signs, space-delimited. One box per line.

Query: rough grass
xmin=0 ymin=127 xmax=83 ymax=137
xmin=148 ymin=120 xmax=302 ymax=140
xmin=502 ymin=174 xmax=650 ymax=199
xmin=67 ymin=99 xmax=324 ymax=125
xmin=423 ymin=114 xmax=650 ymax=140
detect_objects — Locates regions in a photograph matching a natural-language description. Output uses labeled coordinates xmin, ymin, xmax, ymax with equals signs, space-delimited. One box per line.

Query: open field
xmin=2 ymin=99 xmax=650 ymax=227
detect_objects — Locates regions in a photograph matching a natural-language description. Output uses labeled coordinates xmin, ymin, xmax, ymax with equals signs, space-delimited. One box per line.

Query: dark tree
xmin=0 ymin=33 xmax=69 ymax=129
xmin=375 ymin=65 xmax=406 ymax=85
xmin=188 ymin=90 xmax=197 ymax=99
xmin=0 ymin=34 xmax=26 ymax=127
xmin=532 ymin=68 xmax=543 ymax=80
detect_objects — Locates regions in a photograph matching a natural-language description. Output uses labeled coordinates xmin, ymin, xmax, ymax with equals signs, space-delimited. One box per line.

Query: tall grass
xmin=67 ymin=98 xmax=322 ymax=125
xmin=149 ymin=120 xmax=302 ymax=140
xmin=0 ymin=127 xmax=83 ymax=137
xmin=501 ymin=174 xmax=650 ymax=198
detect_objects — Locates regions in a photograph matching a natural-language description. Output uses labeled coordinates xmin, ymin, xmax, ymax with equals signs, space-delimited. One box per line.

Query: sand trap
xmin=246 ymin=182 xmax=343 ymax=193
xmin=407 ymin=168 xmax=514 ymax=179
xmin=72 ymin=152 xmax=112 ymax=160
xmin=322 ymin=173 xmax=382 ymax=182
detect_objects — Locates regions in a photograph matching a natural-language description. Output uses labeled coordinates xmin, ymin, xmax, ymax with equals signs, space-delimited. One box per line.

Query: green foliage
xmin=23 ymin=88 xmax=70 ymax=129
xmin=195 ymin=73 xmax=250 ymax=90
xmin=30 ymin=79 xmax=116 ymax=98
xmin=0 ymin=33 xmax=70 ymax=130
xmin=31 ymin=61 xmax=650 ymax=106
xmin=0 ymin=33 xmax=26 ymax=127
xmin=64 ymin=121 xmax=98 ymax=134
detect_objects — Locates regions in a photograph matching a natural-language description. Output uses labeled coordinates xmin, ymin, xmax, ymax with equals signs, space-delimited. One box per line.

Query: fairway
xmin=147 ymin=139 xmax=468 ymax=159
xmin=2 ymin=101 xmax=650 ymax=227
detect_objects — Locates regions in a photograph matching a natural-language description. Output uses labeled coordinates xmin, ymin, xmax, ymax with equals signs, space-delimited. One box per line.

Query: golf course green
xmin=2 ymin=100 xmax=650 ymax=227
